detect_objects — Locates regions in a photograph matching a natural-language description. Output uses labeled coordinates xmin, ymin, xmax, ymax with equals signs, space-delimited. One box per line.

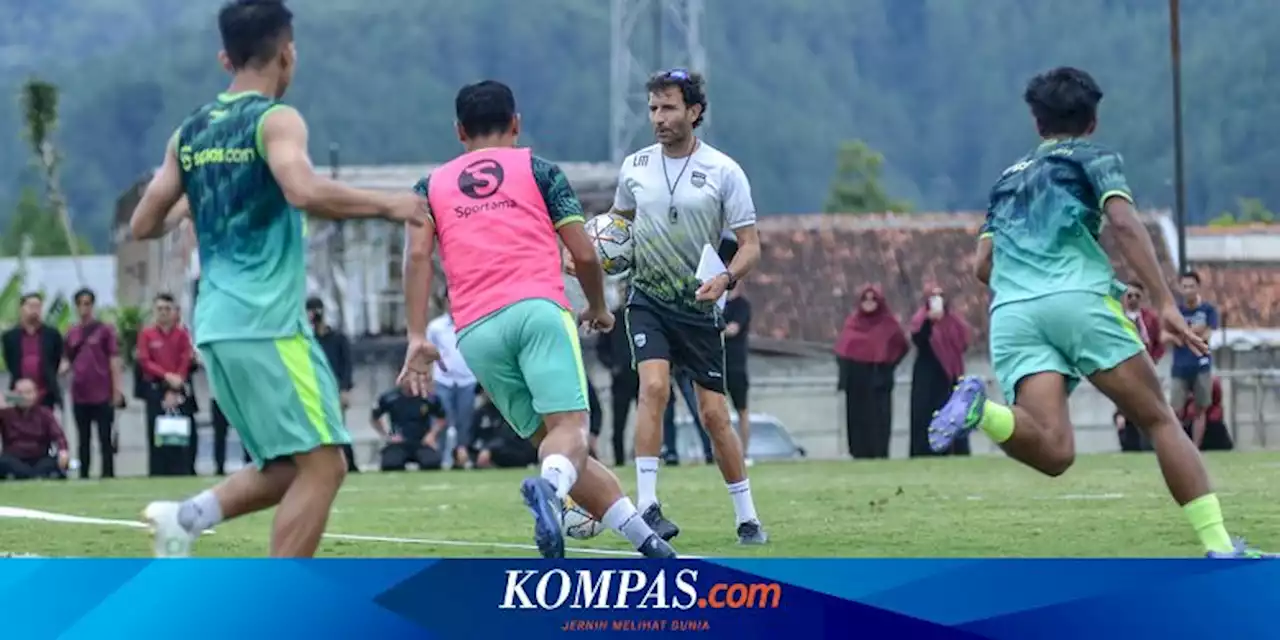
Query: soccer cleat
xmin=142 ymin=501 xmax=197 ymax=558
xmin=641 ymin=503 xmax=681 ymax=541
xmin=1206 ymin=538 xmax=1278 ymax=559
xmin=928 ymin=376 xmax=987 ymax=453
xmin=736 ymin=520 xmax=769 ymax=545
xmin=520 ymin=477 xmax=566 ymax=559
xmin=638 ymin=534 xmax=678 ymax=559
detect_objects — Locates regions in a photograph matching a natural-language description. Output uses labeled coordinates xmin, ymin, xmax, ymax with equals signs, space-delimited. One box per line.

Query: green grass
xmin=1 ymin=452 xmax=1278 ymax=558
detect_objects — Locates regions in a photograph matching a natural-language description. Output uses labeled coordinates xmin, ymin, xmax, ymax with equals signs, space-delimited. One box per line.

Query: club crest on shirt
xmin=690 ymin=171 xmax=707 ymax=188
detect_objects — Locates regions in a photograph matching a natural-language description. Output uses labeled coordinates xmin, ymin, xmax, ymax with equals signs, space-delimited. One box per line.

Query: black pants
xmin=145 ymin=385 xmax=195 ymax=477
xmin=610 ymin=369 xmax=638 ymax=466
xmin=210 ymin=400 xmax=242 ymax=474
xmin=487 ymin=442 xmax=539 ymax=468
xmin=380 ymin=443 xmax=443 ymax=471
xmin=0 ymin=453 xmax=63 ymax=480
xmin=662 ymin=373 xmax=712 ymax=463
xmin=73 ymin=402 xmax=115 ymax=479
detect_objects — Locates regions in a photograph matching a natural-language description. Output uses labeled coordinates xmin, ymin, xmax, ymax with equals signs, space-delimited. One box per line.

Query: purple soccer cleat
xmin=928 ymin=376 xmax=988 ymax=453
xmin=1206 ymin=538 xmax=1277 ymax=559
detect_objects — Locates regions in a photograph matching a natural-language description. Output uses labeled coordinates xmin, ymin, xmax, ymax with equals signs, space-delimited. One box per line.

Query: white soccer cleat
xmin=142 ymin=501 xmax=196 ymax=558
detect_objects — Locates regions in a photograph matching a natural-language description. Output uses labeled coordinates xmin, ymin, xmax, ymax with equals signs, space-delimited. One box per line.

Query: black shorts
xmin=624 ymin=304 xmax=726 ymax=394
xmin=726 ymin=370 xmax=749 ymax=411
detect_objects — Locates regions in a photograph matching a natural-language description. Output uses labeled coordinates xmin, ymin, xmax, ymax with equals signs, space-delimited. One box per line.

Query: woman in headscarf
xmin=908 ymin=284 xmax=973 ymax=456
xmin=835 ymin=285 xmax=909 ymax=459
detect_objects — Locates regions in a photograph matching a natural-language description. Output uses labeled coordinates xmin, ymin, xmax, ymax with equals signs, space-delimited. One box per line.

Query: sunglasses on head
xmin=662 ymin=68 xmax=690 ymax=81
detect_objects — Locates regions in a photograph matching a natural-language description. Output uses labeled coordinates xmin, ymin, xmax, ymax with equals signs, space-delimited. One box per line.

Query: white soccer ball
xmin=584 ymin=213 xmax=634 ymax=277
xmin=562 ymin=497 xmax=606 ymax=540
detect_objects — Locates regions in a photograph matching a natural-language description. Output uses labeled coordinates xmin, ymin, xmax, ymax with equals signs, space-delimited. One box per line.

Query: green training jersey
xmin=176 ymin=91 xmax=308 ymax=345
xmin=982 ymin=138 xmax=1134 ymax=311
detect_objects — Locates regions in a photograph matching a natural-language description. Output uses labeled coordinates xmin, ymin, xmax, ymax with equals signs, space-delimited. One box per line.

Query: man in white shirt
xmin=426 ymin=291 xmax=478 ymax=468
xmin=610 ymin=69 xmax=767 ymax=545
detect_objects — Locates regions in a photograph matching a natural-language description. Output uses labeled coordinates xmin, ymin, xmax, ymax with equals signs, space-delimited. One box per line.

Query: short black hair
xmin=218 ymin=0 xmax=294 ymax=70
xmin=154 ymin=293 xmax=176 ymax=304
xmin=1181 ymin=270 xmax=1201 ymax=285
xmin=306 ymin=296 xmax=324 ymax=311
xmin=455 ymin=80 xmax=517 ymax=139
xmin=1023 ymin=67 xmax=1103 ymax=138
xmin=19 ymin=292 xmax=41 ymax=306
xmin=74 ymin=288 xmax=96 ymax=304
xmin=645 ymin=69 xmax=708 ymax=129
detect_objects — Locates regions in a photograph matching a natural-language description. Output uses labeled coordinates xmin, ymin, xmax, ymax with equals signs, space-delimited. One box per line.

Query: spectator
xmin=908 ymin=285 xmax=973 ymax=457
xmin=427 ymin=292 xmax=478 ymax=469
xmin=1178 ymin=376 xmax=1233 ymax=452
xmin=137 ymin=293 xmax=195 ymax=476
xmin=370 ymin=380 xmax=448 ymax=471
xmin=306 ymin=297 xmax=359 ymax=473
xmin=2 ymin=293 xmax=64 ymax=411
xmin=63 ymin=288 xmax=124 ymax=479
xmin=835 ymin=284 xmax=909 ymax=460
xmin=661 ymin=372 xmax=713 ymax=465
xmin=1170 ymin=271 xmax=1218 ymax=448
xmin=0 ymin=378 xmax=68 ymax=480
xmin=598 ymin=283 xmax=637 ymax=467
xmin=723 ymin=284 xmax=753 ymax=466
xmin=1122 ymin=281 xmax=1164 ymax=362
xmin=469 ymin=387 xmax=538 ymax=469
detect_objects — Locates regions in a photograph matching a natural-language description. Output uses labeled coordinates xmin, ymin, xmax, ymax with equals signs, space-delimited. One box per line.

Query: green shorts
xmin=198 ymin=334 xmax=350 ymax=468
xmin=989 ymin=291 xmax=1145 ymax=404
xmin=457 ymin=298 xmax=589 ymax=439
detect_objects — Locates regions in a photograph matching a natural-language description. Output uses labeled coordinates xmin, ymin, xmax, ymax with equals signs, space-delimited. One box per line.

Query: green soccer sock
xmin=979 ymin=401 xmax=1015 ymax=444
xmin=1183 ymin=494 xmax=1234 ymax=554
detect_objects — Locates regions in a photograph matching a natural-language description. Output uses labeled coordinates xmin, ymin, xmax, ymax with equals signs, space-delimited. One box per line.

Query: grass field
xmin=2 ymin=452 xmax=1278 ymax=558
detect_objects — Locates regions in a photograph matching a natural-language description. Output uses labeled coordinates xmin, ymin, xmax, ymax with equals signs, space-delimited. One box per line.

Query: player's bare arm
xmin=399 ymin=216 xmax=443 ymax=396
xmin=1104 ymin=196 xmax=1207 ymax=355
xmin=560 ymin=220 xmax=612 ymax=330
xmin=130 ymin=137 xmax=187 ymax=240
xmin=975 ymin=234 xmax=994 ymax=286
xmin=263 ymin=107 xmax=428 ymax=225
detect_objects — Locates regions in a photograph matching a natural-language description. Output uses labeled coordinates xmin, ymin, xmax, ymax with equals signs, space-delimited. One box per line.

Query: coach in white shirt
xmin=609 ymin=68 xmax=766 ymax=546
xmin=426 ymin=293 xmax=477 ymax=468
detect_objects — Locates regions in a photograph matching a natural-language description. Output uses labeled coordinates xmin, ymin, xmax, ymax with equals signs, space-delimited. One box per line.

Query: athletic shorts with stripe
xmin=989 ymin=290 xmax=1145 ymax=404
xmin=198 ymin=334 xmax=350 ymax=468
xmin=457 ymin=298 xmax=589 ymax=439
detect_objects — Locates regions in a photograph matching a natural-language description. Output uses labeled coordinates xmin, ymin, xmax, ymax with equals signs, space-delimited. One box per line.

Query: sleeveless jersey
xmin=423 ymin=148 xmax=576 ymax=330
xmin=176 ymin=91 xmax=309 ymax=345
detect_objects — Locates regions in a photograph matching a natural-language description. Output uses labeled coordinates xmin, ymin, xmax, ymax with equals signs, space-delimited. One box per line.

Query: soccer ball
xmin=562 ymin=497 xmax=606 ymax=540
xmin=584 ymin=213 xmax=634 ymax=277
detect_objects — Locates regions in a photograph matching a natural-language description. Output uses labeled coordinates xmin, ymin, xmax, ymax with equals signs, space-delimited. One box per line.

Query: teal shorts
xmin=198 ymin=334 xmax=350 ymax=468
xmin=989 ymin=291 xmax=1145 ymax=404
xmin=457 ymin=298 xmax=589 ymax=439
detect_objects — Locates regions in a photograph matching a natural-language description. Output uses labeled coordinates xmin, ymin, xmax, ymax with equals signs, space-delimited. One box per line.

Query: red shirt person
xmin=137 ymin=294 xmax=195 ymax=396
xmin=0 ymin=378 xmax=69 ymax=480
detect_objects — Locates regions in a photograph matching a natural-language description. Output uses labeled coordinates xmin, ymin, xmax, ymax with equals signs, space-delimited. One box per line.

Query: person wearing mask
xmin=908 ymin=285 xmax=973 ymax=457
xmin=835 ymin=284 xmax=908 ymax=459
xmin=426 ymin=292 xmax=478 ymax=469
xmin=0 ymin=378 xmax=69 ymax=480
xmin=2 ymin=293 xmax=64 ymax=411
xmin=137 ymin=293 xmax=195 ymax=476
xmin=723 ymin=284 xmax=753 ymax=466
xmin=306 ymin=297 xmax=359 ymax=472
xmin=63 ymin=288 xmax=125 ymax=479
xmin=1169 ymin=271 xmax=1219 ymax=449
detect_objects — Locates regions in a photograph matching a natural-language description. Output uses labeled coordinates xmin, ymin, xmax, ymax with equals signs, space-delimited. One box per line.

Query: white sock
xmin=635 ymin=457 xmax=660 ymax=510
xmin=177 ymin=490 xmax=223 ymax=533
xmin=727 ymin=479 xmax=758 ymax=524
xmin=601 ymin=497 xmax=656 ymax=549
xmin=540 ymin=454 xmax=579 ymax=499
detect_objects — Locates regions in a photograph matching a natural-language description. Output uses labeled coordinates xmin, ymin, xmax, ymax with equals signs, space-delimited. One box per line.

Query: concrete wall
xmin=71 ymin=352 xmax=1280 ymax=478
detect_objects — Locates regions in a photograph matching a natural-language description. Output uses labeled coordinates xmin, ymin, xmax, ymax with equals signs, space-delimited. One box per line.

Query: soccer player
xmin=929 ymin=67 xmax=1271 ymax=558
xmin=129 ymin=0 xmax=430 ymax=557
xmin=610 ymin=69 xmax=766 ymax=545
xmin=397 ymin=80 xmax=676 ymax=560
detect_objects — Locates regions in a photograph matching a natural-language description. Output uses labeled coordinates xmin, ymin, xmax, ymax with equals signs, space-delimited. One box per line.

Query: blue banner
xmin=2 ymin=559 xmax=1275 ymax=639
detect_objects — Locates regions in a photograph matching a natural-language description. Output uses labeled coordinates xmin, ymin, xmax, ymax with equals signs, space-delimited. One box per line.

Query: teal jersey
xmin=982 ymin=138 xmax=1134 ymax=310
xmin=176 ymin=91 xmax=308 ymax=345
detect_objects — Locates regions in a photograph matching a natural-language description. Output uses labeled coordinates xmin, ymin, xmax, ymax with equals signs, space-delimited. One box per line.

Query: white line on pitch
xmin=0 ymin=506 xmax=694 ymax=559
